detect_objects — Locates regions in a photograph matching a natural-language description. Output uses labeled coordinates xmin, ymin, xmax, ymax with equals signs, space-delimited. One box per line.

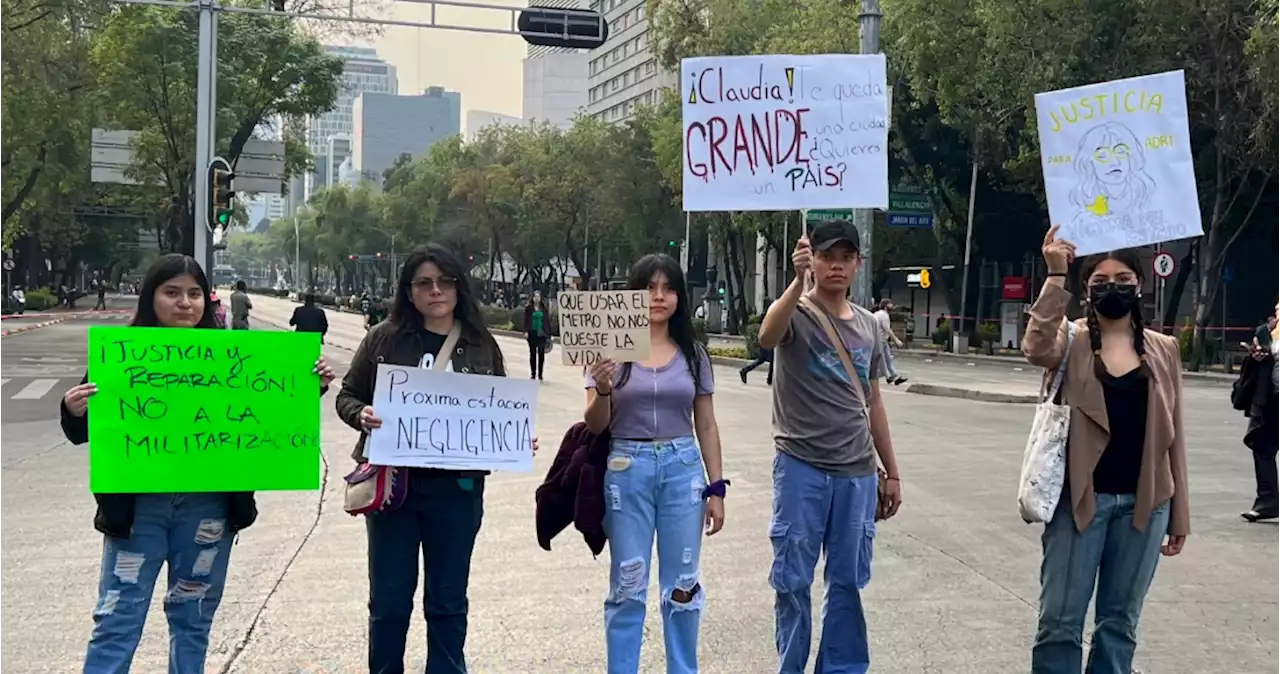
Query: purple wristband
xmin=702 ymin=479 xmax=730 ymax=499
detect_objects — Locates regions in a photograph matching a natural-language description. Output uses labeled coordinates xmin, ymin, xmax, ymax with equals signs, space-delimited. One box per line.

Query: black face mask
xmin=1089 ymin=282 xmax=1139 ymax=320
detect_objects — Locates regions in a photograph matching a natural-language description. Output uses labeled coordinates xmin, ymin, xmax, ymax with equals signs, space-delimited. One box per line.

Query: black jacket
xmin=290 ymin=304 xmax=329 ymax=336
xmin=534 ymin=422 xmax=611 ymax=556
xmin=1233 ymin=353 xmax=1278 ymax=451
xmin=61 ymin=374 xmax=259 ymax=539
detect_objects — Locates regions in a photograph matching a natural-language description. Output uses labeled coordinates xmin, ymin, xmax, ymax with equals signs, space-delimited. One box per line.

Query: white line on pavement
xmin=11 ymin=378 xmax=59 ymax=400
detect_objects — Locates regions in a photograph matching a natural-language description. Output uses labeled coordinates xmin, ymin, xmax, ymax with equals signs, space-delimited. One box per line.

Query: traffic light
xmin=715 ymin=280 xmax=727 ymax=301
xmin=348 ymin=254 xmax=358 ymax=261
xmin=668 ymin=240 xmax=679 ymax=249
xmin=517 ymin=5 xmax=609 ymax=50
xmin=207 ymin=157 xmax=235 ymax=229
xmin=467 ymin=254 xmax=475 ymax=265
xmin=375 ymin=252 xmax=384 ymax=260
xmin=919 ymin=269 xmax=932 ymax=289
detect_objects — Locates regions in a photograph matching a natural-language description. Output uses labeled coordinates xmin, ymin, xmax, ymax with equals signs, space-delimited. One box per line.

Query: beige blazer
xmin=1022 ymin=283 xmax=1190 ymax=537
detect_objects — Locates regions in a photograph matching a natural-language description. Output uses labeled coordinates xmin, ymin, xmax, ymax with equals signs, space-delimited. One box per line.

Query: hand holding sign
xmin=1042 ymin=225 xmax=1078 ymax=274
xmin=63 ymin=382 xmax=98 ymax=417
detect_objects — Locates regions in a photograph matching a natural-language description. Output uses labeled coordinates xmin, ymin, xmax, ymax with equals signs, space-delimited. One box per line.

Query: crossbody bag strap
xmin=434 ymin=322 xmax=463 ymax=371
xmin=1043 ymin=320 xmax=1076 ymax=403
xmin=797 ymin=295 xmax=869 ymax=416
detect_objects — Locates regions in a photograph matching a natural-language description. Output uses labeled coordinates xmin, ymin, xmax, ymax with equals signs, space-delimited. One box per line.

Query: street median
xmin=904 ymin=382 xmax=1039 ymax=405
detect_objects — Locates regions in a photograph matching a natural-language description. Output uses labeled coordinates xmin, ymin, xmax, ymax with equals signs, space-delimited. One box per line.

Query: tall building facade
xmin=303 ymin=47 xmax=398 ymax=199
xmin=351 ymin=87 xmax=462 ymax=186
xmin=523 ymin=52 xmax=589 ymax=129
xmin=584 ymin=0 xmax=674 ymax=123
xmin=466 ymin=110 xmax=523 ymax=141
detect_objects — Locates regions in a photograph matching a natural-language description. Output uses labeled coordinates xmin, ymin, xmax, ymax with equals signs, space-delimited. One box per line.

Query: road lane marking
xmin=0 ymin=378 xmax=8 ymax=388
xmin=11 ymin=378 xmax=59 ymax=400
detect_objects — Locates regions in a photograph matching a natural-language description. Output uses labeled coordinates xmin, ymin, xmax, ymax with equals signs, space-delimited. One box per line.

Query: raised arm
xmin=759 ymin=237 xmax=811 ymax=350
xmin=1023 ymin=225 xmax=1077 ymax=369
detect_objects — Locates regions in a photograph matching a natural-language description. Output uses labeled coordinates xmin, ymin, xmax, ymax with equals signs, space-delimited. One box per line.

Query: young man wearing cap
xmin=756 ymin=219 xmax=903 ymax=674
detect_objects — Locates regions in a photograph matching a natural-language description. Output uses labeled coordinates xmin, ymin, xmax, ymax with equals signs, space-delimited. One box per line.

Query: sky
xmin=369 ymin=0 xmax=528 ymax=118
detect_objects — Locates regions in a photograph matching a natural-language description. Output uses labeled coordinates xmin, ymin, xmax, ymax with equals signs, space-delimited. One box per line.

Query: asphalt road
xmin=0 ymin=297 xmax=1274 ymax=673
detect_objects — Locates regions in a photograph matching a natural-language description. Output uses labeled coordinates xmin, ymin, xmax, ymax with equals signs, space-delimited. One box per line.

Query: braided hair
xmin=1079 ymin=249 xmax=1151 ymax=381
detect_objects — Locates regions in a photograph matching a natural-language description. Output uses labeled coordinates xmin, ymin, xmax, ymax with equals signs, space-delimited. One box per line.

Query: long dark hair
xmin=616 ymin=253 xmax=709 ymax=392
xmin=391 ymin=245 xmax=505 ymax=373
xmin=1079 ymin=249 xmax=1150 ymax=380
xmin=131 ymin=254 xmax=218 ymax=328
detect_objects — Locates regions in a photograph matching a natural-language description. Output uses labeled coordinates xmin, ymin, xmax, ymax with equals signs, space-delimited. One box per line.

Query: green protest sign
xmin=86 ymin=326 xmax=323 ymax=493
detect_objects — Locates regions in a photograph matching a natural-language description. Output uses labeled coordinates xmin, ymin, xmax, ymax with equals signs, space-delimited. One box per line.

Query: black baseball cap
xmin=810 ymin=219 xmax=861 ymax=252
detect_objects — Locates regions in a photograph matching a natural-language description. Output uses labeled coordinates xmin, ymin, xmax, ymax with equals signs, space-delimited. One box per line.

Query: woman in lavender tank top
xmin=583 ymin=253 xmax=728 ymax=674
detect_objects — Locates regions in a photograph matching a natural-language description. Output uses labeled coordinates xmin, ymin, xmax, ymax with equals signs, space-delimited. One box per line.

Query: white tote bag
xmin=1017 ymin=322 xmax=1076 ymax=524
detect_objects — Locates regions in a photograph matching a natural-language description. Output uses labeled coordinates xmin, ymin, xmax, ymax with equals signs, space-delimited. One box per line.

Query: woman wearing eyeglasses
xmin=336 ymin=245 xmax=507 ymax=674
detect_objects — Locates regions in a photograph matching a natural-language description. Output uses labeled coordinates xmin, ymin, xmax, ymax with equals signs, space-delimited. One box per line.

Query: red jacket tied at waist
xmin=535 ymin=422 xmax=611 ymax=556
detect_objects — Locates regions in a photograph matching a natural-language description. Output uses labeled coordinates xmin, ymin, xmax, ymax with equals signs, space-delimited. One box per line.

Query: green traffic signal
xmin=216 ymin=211 xmax=232 ymax=226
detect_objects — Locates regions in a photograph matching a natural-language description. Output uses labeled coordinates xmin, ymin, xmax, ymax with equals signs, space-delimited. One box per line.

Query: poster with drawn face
xmin=1034 ymin=70 xmax=1202 ymax=255
xmin=681 ymin=54 xmax=889 ymax=212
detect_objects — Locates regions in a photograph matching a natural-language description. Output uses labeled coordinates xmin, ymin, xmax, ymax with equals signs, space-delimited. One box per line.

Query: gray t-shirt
xmin=772 ymin=302 xmax=886 ymax=476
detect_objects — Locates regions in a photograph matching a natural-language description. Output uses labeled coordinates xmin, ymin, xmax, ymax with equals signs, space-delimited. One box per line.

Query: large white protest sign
xmin=366 ymin=365 xmax=537 ymax=473
xmin=681 ymin=54 xmax=889 ymax=212
xmin=1035 ymin=71 xmax=1202 ymax=255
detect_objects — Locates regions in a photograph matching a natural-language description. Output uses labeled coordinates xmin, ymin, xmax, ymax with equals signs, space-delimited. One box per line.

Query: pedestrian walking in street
xmin=59 ymin=253 xmax=334 ymax=674
xmin=738 ymin=344 xmax=774 ymax=385
xmin=11 ymin=285 xmax=25 ymax=315
xmin=524 ymin=290 xmax=550 ymax=380
xmin=289 ymin=292 xmax=330 ymax=344
xmin=210 ymin=291 xmax=227 ymax=328
xmin=583 ymin=253 xmax=726 ymax=674
xmin=872 ymin=299 xmax=907 ymax=385
xmin=230 ymin=279 xmax=252 ymax=329
xmin=756 ymin=219 xmax=903 ymax=674
xmin=1236 ymin=301 xmax=1278 ymax=523
xmin=337 ymin=245 xmax=529 ymax=674
xmin=93 ymin=277 xmax=108 ymax=310
xmin=1023 ymin=227 xmax=1189 ymax=674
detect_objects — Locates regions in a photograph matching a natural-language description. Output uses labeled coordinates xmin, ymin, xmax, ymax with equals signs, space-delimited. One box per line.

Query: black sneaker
xmin=894 ymin=377 xmax=908 ymax=385
xmin=739 ymin=370 xmax=748 ymax=384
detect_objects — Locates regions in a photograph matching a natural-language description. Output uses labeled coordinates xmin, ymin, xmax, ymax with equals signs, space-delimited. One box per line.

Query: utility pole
xmin=853 ymin=0 xmax=881 ymax=309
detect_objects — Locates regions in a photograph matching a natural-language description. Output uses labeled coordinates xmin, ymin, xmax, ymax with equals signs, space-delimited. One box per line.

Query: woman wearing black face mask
xmin=1022 ymin=226 xmax=1189 ymax=674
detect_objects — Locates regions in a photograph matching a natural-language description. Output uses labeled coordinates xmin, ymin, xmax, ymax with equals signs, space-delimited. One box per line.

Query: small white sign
xmin=1034 ymin=71 xmax=1203 ymax=255
xmin=1153 ymin=252 xmax=1176 ymax=278
xmin=365 ymin=364 xmax=538 ymax=473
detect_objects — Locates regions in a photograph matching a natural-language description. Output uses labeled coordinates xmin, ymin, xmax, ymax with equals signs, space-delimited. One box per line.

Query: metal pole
xmin=958 ymin=160 xmax=979 ymax=338
xmin=294 ymin=218 xmax=301 ymax=291
xmin=852 ymin=0 xmax=881 ymax=309
xmin=681 ymin=211 xmax=691 ymax=275
xmin=193 ymin=0 xmax=215 ymax=273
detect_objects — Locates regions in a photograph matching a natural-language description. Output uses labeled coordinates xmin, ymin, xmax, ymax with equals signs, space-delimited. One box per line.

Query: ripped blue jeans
xmin=769 ymin=451 xmax=878 ymax=674
xmin=603 ymin=437 xmax=707 ymax=674
xmin=84 ymin=493 xmax=234 ymax=674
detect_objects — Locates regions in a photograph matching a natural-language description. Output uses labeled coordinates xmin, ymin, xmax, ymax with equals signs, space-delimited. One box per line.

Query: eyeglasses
xmin=411 ymin=276 xmax=458 ymax=292
xmin=1091 ymin=144 xmax=1131 ymax=163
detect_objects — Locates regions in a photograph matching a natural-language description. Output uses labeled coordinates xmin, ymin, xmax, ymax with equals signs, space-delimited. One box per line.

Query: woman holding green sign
xmin=337 ymin=244 xmax=528 ymax=674
xmin=60 ymin=253 xmax=336 ymax=674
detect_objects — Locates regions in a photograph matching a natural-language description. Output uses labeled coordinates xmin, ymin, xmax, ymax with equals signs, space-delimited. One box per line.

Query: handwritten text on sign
xmin=86 ymin=327 xmax=322 ymax=493
xmin=366 ymin=365 xmax=537 ymax=473
xmin=1035 ymin=70 xmax=1202 ymax=255
xmin=558 ymin=291 xmax=651 ymax=366
xmin=681 ymin=53 xmax=889 ymax=212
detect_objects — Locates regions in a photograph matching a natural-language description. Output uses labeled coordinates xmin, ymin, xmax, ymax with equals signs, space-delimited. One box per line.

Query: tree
xmin=887 ymin=0 xmax=1277 ymax=363
xmin=91 ymin=6 xmax=343 ymax=255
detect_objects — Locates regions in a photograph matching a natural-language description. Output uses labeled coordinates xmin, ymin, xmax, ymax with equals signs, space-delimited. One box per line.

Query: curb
xmin=905 ymin=382 xmax=1039 ymax=405
xmin=1 ymin=316 xmax=71 ymax=336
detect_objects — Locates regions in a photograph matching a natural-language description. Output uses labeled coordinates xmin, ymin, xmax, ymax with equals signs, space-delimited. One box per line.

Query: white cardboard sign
xmin=365 ymin=364 xmax=537 ymax=473
xmin=1034 ymin=70 xmax=1203 ymax=255
xmin=681 ymin=53 xmax=889 ymax=212
xmin=557 ymin=290 xmax=651 ymax=366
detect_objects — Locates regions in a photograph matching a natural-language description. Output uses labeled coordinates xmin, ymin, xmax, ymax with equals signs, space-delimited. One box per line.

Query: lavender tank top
xmin=584 ymin=350 xmax=715 ymax=439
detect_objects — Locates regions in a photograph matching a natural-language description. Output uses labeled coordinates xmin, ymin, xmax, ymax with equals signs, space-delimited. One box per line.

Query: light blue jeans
xmin=603 ymin=437 xmax=708 ymax=674
xmin=1032 ymin=493 xmax=1170 ymax=674
xmin=84 ymin=493 xmax=235 ymax=674
xmin=769 ymin=451 xmax=878 ymax=674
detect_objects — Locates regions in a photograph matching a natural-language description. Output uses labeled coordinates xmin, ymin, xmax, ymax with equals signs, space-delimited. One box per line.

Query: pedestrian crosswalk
xmin=0 ymin=377 xmax=75 ymax=402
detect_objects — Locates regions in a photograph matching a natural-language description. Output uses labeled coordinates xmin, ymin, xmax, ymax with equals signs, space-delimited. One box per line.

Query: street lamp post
xmin=294 ymin=218 xmax=301 ymax=293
